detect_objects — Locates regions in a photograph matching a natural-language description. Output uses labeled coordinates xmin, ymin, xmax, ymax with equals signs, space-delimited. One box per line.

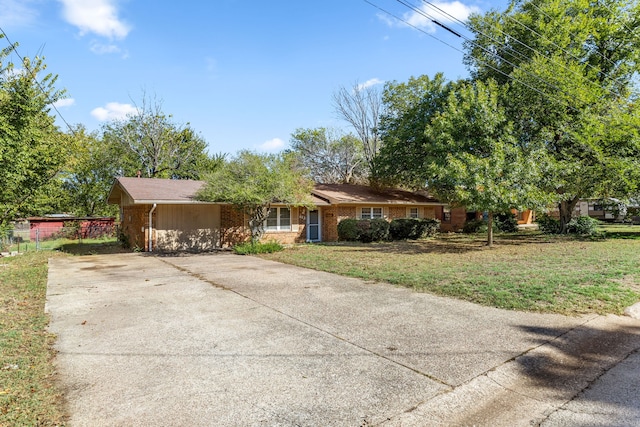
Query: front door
xmin=307 ymin=209 xmax=321 ymax=242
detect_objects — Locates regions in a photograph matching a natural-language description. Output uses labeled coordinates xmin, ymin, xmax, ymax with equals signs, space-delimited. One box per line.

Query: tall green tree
xmin=374 ymin=73 xmax=457 ymax=187
xmin=424 ymin=80 xmax=551 ymax=245
xmin=289 ymin=127 xmax=365 ymax=184
xmin=465 ymin=0 xmax=640 ymax=231
xmin=196 ymin=151 xmax=315 ymax=243
xmin=102 ymin=95 xmax=210 ymax=179
xmin=59 ymin=126 xmax=119 ymax=217
xmin=0 ymin=40 xmax=71 ymax=229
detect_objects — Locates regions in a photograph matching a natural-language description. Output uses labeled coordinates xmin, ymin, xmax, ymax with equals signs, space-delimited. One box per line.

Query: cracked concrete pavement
xmin=46 ymin=252 xmax=640 ymax=426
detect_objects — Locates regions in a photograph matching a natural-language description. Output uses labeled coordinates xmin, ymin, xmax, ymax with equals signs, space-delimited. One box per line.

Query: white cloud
xmin=58 ymin=0 xmax=131 ymax=39
xmin=0 ymin=0 xmax=39 ymax=28
xmin=91 ymin=102 xmax=138 ymax=121
xmin=381 ymin=1 xmax=480 ymax=34
xmin=258 ymin=138 xmax=285 ymax=152
xmin=90 ymin=41 xmax=121 ymax=55
xmin=53 ymin=98 xmax=75 ymax=108
xmin=357 ymin=78 xmax=384 ymax=91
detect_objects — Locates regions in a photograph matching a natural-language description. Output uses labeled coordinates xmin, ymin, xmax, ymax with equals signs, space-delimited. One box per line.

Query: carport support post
xmin=148 ymin=203 xmax=157 ymax=252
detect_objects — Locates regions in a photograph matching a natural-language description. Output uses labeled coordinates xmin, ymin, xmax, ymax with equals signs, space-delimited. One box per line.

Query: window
xmin=265 ymin=207 xmax=291 ymax=231
xmin=443 ymin=207 xmax=451 ymax=223
xmin=408 ymin=207 xmax=419 ymax=218
xmin=361 ymin=207 xmax=383 ymax=219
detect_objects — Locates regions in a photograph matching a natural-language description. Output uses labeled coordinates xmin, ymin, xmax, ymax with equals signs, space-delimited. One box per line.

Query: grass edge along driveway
xmin=261 ymin=231 xmax=640 ymax=316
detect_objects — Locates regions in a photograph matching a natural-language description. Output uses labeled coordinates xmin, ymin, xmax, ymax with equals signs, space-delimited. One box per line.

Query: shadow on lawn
xmin=325 ymin=233 xmax=564 ymax=255
xmin=59 ymin=241 xmax=129 ymax=255
xmin=514 ymin=321 xmax=640 ymax=406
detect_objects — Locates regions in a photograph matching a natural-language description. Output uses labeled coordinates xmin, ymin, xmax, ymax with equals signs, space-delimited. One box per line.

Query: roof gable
xmin=108 ymin=177 xmax=207 ymax=205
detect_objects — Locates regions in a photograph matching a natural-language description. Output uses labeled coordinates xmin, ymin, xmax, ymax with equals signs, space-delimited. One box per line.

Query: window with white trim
xmin=408 ymin=207 xmax=419 ymax=218
xmin=265 ymin=207 xmax=291 ymax=231
xmin=361 ymin=207 xmax=383 ymax=219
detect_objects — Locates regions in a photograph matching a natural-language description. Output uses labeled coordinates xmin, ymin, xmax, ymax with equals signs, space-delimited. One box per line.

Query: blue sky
xmin=1 ymin=0 xmax=508 ymax=155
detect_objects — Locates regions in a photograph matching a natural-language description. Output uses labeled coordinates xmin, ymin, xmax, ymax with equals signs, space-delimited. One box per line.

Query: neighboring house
xmin=545 ymin=198 xmax=636 ymax=223
xmin=107 ymin=177 xmax=465 ymax=252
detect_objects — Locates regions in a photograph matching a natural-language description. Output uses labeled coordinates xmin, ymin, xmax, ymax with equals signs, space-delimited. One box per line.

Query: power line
xmin=0 ymin=26 xmax=76 ymax=136
xmin=418 ymin=0 xmax=624 ymax=102
xmin=363 ymin=0 xmax=581 ymax=114
xmin=391 ymin=0 xmax=588 ymax=110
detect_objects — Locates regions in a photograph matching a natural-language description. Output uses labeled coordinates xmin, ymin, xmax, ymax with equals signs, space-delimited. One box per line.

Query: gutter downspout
xmin=148 ymin=203 xmax=157 ymax=252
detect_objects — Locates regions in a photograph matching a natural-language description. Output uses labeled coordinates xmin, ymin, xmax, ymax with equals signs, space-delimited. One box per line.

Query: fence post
xmin=36 ymin=228 xmax=40 ymax=251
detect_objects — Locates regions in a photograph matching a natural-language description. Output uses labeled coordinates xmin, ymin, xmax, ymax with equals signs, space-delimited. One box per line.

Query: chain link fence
xmin=1 ymin=222 xmax=117 ymax=254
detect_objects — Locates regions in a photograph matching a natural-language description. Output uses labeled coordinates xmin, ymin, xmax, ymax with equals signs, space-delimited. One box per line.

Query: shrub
xmin=390 ymin=218 xmax=440 ymax=240
xmin=537 ymin=214 xmax=560 ymax=234
xmin=337 ymin=218 xmax=360 ymax=241
xmin=495 ymin=212 xmax=519 ymax=233
xmin=233 ymin=240 xmax=284 ymax=254
xmin=567 ymin=216 xmax=600 ymax=236
xmin=369 ymin=218 xmax=390 ymax=242
xmin=463 ymin=219 xmax=488 ymax=234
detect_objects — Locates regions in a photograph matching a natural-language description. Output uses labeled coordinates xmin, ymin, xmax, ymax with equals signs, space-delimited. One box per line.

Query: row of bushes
xmin=462 ymin=213 xmax=519 ymax=234
xmin=537 ymin=214 xmax=601 ymax=236
xmin=337 ymin=218 xmax=440 ymax=242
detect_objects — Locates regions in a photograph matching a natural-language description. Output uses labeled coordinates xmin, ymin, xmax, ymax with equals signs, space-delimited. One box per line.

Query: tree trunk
xmin=558 ymin=197 xmax=579 ymax=234
xmin=487 ymin=211 xmax=494 ymax=247
xmin=248 ymin=206 xmax=270 ymax=244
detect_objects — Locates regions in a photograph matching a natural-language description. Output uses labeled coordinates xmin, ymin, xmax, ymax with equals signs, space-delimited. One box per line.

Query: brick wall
xmin=388 ymin=206 xmax=406 ymax=220
xmin=220 ymin=205 xmax=249 ymax=247
xmin=121 ymin=205 xmax=153 ymax=250
xmin=440 ymin=207 xmax=466 ymax=232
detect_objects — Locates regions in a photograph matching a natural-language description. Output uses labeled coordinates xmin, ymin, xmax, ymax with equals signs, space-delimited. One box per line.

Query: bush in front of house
xmin=337 ymin=218 xmax=360 ymax=241
xmin=463 ymin=218 xmax=488 ymax=234
xmin=537 ymin=214 xmax=560 ymax=234
xmin=338 ymin=218 xmax=389 ymax=242
xmin=567 ymin=216 xmax=601 ymax=236
xmin=390 ymin=218 xmax=440 ymax=240
xmin=233 ymin=240 xmax=284 ymax=254
xmin=360 ymin=218 xmax=390 ymax=242
xmin=463 ymin=212 xmax=519 ymax=234
xmin=494 ymin=212 xmax=519 ymax=233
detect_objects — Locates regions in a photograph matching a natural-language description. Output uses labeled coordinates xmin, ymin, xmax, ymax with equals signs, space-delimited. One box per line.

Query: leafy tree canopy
xmin=0 ymin=40 xmax=72 ymax=229
xmin=101 ymin=94 xmax=212 ymax=180
xmin=465 ymin=0 xmax=640 ymax=231
xmin=196 ymin=150 xmax=315 ymax=243
xmin=288 ymin=127 xmax=365 ymax=184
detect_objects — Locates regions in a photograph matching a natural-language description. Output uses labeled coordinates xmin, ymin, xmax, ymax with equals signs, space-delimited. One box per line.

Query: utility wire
xmin=418 ymin=0 xmax=623 ymax=101
xmin=392 ymin=0 xmax=587 ymax=110
xmin=0 ymin=25 xmax=76 ymax=136
xmin=363 ymin=0 xmax=581 ymax=114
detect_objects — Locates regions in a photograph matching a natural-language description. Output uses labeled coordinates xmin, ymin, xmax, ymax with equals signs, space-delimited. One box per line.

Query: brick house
xmin=107 ymin=177 xmax=465 ymax=252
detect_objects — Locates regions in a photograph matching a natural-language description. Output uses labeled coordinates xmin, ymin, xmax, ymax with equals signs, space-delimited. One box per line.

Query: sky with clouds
xmin=1 ymin=0 xmax=508 ymax=155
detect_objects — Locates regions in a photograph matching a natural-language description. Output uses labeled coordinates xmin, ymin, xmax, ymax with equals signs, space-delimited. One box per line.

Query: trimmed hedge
xmin=389 ymin=218 xmax=440 ymax=240
xmin=338 ymin=218 xmax=439 ymax=242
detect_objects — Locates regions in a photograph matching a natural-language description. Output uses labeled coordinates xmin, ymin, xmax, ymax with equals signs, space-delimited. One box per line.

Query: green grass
xmin=0 ymin=237 xmax=124 ymax=426
xmin=0 ymin=251 xmax=67 ymax=426
xmin=260 ymin=230 xmax=640 ymax=315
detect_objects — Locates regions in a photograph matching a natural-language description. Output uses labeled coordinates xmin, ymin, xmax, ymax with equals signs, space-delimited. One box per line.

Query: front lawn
xmin=260 ymin=231 xmax=640 ymax=315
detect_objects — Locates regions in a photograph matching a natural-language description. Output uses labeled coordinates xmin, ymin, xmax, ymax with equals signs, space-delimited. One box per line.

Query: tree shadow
xmin=321 ymin=232 xmax=566 ymax=255
xmin=513 ymin=321 xmax=640 ymax=408
xmin=58 ymin=240 xmax=129 ymax=255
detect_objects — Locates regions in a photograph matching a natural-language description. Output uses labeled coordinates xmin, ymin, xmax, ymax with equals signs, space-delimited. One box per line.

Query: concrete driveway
xmin=46 ymin=253 xmax=640 ymax=426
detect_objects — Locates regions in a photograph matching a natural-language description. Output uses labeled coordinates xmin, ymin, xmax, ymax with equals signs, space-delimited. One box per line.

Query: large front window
xmin=361 ymin=207 xmax=383 ymax=219
xmin=265 ymin=207 xmax=291 ymax=231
